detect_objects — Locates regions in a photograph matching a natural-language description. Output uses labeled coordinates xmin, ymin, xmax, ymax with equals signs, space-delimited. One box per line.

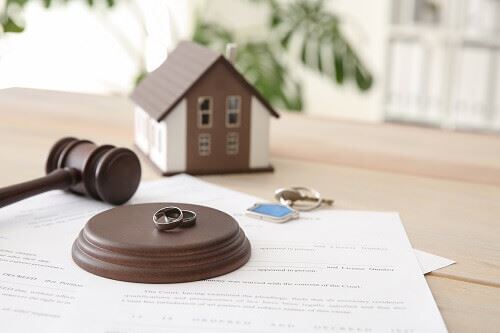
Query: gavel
xmin=0 ymin=137 xmax=142 ymax=208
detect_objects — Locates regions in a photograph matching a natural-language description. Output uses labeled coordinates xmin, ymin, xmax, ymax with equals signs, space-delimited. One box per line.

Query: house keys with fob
xmin=246 ymin=186 xmax=334 ymax=223
xmin=274 ymin=187 xmax=334 ymax=211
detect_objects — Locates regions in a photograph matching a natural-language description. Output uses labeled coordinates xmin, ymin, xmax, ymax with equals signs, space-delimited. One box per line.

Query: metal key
xmin=275 ymin=187 xmax=334 ymax=211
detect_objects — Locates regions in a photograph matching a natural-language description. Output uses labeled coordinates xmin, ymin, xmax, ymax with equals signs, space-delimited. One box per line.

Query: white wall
xmin=1 ymin=0 xmax=391 ymax=123
xmin=149 ymin=118 xmax=167 ymax=172
xmin=135 ymin=105 xmax=167 ymax=172
xmin=303 ymin=0 xmax=391 ymax=122
xmin=0 ymin=0 xmax=191 ymax=94
xmin=134 ymin=106 xmax=150 ymax=154
xmin=165 ymin=99 xmax=187 ymax=173
xmin=200 ymin=0 xmax=391 ymax=122
xmin=249 ymin=97 xmax=271 ymax=168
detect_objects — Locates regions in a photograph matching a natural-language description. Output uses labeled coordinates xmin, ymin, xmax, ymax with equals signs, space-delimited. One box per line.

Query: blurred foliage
xmin=193 ymin=21 xmax=302 ymax=111
xmin=0 ymin=0 xmax=116 ymax=34
xmin=193 ymin=0 xmax=373 ymax=111
xmin=1 ymin=0 xmax=373 ymax=111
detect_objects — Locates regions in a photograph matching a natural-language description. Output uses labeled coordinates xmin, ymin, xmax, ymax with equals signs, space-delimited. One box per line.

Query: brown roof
xmin=130 ymin=41 xmax=279 ymax=121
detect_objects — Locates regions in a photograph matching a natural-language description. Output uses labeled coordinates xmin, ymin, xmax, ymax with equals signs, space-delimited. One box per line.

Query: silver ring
xmin=153 ymin=206 xmax=183 ymax=231
xmin=180 ymin=210 xmax=197 ymax=228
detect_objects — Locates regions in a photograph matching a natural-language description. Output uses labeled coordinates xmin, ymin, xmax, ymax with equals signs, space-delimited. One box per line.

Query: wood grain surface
xmin=0 ymin=88 xmax=499 ymax=332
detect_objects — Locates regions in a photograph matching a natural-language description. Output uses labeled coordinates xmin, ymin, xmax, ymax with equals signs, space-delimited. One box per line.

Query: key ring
xmin=274 ymin=187 xmax=334 ymax=211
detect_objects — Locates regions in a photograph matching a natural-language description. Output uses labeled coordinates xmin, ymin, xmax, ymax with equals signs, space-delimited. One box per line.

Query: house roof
xmin=130 ymin=41 xmax=279 ymax=121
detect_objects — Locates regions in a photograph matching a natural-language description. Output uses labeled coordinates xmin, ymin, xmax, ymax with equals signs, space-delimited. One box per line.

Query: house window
xmin=226 ymin=95 xmax=241 ymax=127
xmin=226 ymin=132 xmax=239 ymax=155
xmin=198 ymin=133 xmax=211 ymax=156
xmin=198 ymin=96 xmax=213 ymax=128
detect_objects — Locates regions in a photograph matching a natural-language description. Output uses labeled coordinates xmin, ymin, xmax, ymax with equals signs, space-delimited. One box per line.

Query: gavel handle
xmin=0 ymin=168 xmax=81 ymax=209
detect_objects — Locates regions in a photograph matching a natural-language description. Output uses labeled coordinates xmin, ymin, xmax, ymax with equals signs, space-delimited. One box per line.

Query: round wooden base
xmin=72 ymin=203 xmax=251 ymax=283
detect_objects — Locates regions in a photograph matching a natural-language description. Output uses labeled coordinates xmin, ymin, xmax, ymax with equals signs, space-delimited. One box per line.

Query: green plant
xmin=1 ymin=0 xmax=116 ymax=33
xmin=193 ymin=0 xmax=373 ymax=111
xmin=1 ymin=0 xmax=373 ymax=111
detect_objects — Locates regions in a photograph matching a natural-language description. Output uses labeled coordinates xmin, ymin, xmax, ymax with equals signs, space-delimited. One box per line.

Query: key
xmin=275 ymin=188 xmax=334 ymax=211
xmin=280 ymin=189 xmax=334 ymax=206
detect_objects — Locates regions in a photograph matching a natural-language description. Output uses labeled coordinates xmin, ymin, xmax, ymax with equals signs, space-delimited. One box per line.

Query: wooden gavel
xmin=0 ymin=137 xmax=142 ymax=208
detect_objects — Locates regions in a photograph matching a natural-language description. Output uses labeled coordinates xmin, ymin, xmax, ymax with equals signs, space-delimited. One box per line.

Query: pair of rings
xmin=153 ymin=207 xmax=197 ymax=231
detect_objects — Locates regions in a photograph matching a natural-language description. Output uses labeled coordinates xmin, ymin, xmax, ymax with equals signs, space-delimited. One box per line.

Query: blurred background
xmin=1 ymin=0 xmax=499 ymax=132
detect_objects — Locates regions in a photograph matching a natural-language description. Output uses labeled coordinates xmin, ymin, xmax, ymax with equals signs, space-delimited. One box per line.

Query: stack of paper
xmin=0 ymin=175 xmax=449 ymax=332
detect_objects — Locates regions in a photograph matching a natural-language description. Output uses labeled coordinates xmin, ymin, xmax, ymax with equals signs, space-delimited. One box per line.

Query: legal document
xmin=414 ymin=249 xmax=455 ymax=275
xmin=0 ymin=175 xmax=448 ymax=332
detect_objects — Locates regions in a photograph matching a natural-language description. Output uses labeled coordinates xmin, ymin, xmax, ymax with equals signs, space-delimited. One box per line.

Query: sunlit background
xmin=1 ymin=0 xmax=499 ymax=131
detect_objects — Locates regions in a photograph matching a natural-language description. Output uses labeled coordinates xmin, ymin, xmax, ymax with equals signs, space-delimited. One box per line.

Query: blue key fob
xmin=245 ymin=203 xmax=299 ymax=223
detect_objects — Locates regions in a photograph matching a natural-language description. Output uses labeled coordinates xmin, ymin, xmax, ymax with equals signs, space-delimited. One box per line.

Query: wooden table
xmin=1 ymin=88 xmax=499 ymax=332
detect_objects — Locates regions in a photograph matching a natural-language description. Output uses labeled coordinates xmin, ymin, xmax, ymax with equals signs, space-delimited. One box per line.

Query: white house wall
xmin=249 ymin=96 xmax=271 ymax=168
xmin=165 ymin=99 xmax=187 ymax=173
xmin=134 ymin=105 xmax=167 ymax=172
xmin=134 ymin=106 xmax=149 ymax=154
xmin=149 ymin=118 xmax=167 ymax=172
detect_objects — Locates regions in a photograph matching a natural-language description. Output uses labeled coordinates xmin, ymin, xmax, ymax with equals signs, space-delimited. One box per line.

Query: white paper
xmin=0 ymin=175 xmax=447 ymax=332
xmin=414 ymin=249 xmax=455 ymax=274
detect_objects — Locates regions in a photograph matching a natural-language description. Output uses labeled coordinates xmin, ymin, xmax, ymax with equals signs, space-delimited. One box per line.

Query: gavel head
xmin=45 ymin=137 xmax=141 ymax=205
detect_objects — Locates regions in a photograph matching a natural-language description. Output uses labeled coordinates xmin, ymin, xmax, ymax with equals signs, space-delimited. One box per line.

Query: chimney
xmin=225 ymin=43 xmax=237 ymax=64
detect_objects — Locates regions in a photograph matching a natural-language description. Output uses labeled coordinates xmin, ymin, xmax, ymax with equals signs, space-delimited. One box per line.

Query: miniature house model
xmin=130 ymin=41 xmax=279 ymax=175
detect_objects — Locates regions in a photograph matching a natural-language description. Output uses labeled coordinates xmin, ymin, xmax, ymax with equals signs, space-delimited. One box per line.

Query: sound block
xmin=72 ymin=203 xmax=251 ymax=283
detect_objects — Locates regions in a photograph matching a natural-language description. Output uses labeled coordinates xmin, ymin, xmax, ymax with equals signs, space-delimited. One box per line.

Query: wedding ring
xmin=179 ymin=210 xmax=197 ymax=228
xmin=153 ymin=206 xmax=183 ymax=231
